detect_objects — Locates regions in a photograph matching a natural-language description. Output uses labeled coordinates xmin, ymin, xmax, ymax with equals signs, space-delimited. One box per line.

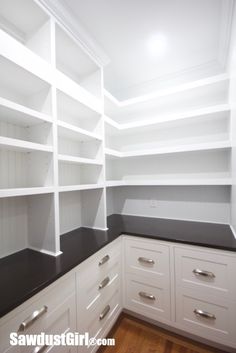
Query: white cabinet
xmin=123 ymin=235 xmax=236 ymax=350
xmin=0 ymin=273 xmax=77 ymax=353
xmin=76 ymin=238 xmax=122 ymax=353
xmin=123 ymin=236 xmax=171 ymax=324
xmin=174 ymin=245 xmax=236 ymax=348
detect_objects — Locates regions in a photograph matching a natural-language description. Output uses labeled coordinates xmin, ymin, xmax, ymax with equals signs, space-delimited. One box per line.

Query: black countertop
xmin=0 ymin=214 xmax=236 ymax=319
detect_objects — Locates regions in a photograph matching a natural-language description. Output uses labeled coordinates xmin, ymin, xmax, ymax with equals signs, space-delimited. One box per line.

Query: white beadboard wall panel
xmin=58 ymin=136 xmax=102 ymax=160
xmin=27 ymin=193 xmax=56 ymax=254
xmin=0 ymin=120 xmax=53 ymax=145
xmin=108 ymin=186 xmax=231 ymax=224
xmin=0 ymin=197 xmax=28 ymax=258
xmin=59 ymin=191 xmax=82 ymax=235
xmin=81 ymin=188 xmax=106 ymax=229
xmin=106 ymin=187 xmax=115 ymax=216
xmin=0 ymin=150 xmax=27 ymax=188
xmin=229 ymin=6 xmax=236 ymax=234
xmin=59 ymin=162 xmax=103 ymax=186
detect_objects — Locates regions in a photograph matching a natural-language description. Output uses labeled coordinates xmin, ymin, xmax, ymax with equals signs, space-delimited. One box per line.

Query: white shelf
xmin=105 ymin=140 xmax=231 ymax=158
xmin=0 ymin=29 xmax=53 ymax=85
xmin=55 ymin=70 xmax=102 ymax=115
xmin=0 ymin=136 xmax=53 ymax=153
xmin=58 ymin=154 xmax=103 ymax=166
xmin=105 ymin=148 xmax=123 ymax=158
xmin=104 ymin=73 xmax=229 ymax=107
xmin=0 ymin=97 xmax=52 ymax=126
xmin=57 ymin=120 xmax=102 ymax=142
xmin=105 ymin=104 xmax=230 ymax=132
xmin=106 ymin=178 xmax=232 ymax=187
xmin=59 ymin=184 xmax=104 ymax=192
xmin=104 ymin=74 xmax=229 ymax=124
xmin=0 ymin=186 xmax=54 ymax=198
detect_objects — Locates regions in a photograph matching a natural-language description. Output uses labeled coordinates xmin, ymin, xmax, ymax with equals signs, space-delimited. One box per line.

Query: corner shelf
xmin=106 ymin=178 xmax=232 ymax=187
xmin=105 ymin=140 xmax=231 ymax=158
xmin=105 ymin=104 xmax=230 ymax=132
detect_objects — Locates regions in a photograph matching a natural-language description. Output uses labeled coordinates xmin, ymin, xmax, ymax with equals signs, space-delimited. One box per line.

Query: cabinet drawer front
xmin=125 ymin=238 xmax=170 ymax=283
xmin=176 ymin=290 xmax=236 ymax=345
xmin=0 ymin=275 xmax=75 ymax=352
xmin=86 ymin=290 xmax=120 ymax=342
xmin=125 ymin=273 xmax=171 ymax=322
xmin=175 ymin=248 xmax=236 ymax=299
xmin=80 ymin=265 xmax=120 ymax=310
xmin=77 ymin=240 xmax=121 ymax=286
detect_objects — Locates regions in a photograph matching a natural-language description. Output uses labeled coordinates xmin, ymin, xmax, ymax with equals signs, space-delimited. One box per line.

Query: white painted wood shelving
xmin=0 ymin=0 xmax=106 ymax=259
xmin=104 ymin=74 xmax=232 ymax=188
xmin=0 ymin=0 xmax=233 ymax=260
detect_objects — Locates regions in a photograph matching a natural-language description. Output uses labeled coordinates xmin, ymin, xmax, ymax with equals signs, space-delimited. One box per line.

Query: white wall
xmin=229 ymin=5 xmax=236 ymax=235
xmin=107 ymin=186 xmax=230 ymax=224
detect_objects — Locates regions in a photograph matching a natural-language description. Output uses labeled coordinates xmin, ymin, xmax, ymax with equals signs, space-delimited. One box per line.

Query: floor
xmin=98 ymin=314 xmax=227 ymax=353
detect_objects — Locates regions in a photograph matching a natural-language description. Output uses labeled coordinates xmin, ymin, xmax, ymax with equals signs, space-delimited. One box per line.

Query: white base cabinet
xmin=123 ymin=235 xmax=236 ymax=350
xmin=1 ymin=235 xmax=236 ymax=352
xmin=0 ymin=273 xmax=77 ymax=353
xmin=76 ymin=238 xmax=122 ymax=353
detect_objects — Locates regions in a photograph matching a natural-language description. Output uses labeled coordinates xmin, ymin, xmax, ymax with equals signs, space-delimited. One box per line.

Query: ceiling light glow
xmin=147 ymin=34 xmax=167 ymax=56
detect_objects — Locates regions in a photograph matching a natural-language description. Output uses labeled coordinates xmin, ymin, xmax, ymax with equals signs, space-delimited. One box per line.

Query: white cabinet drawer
xmin=78 ymin=264 xmax=120 ymax=310
xmin=176 ymin=288 xmax=236 ymax=346
xmin=0 ymin=274 xmax=76 ymax=353
xmin=175 ymin=247 xmax=236 ymax=300
xmin=124 ymin=273 xmax=171 ymax=322
xmin=86 ymin=290 xmax=120 ymax=341
xmin=124 ymin=237 xmax=170 ymax=286
xmin=77 ymin=239 xmax=121 ymax=287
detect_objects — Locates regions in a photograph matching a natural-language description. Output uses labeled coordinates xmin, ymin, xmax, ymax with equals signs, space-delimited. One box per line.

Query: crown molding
xmin=37 ymin=0 xmax=110 ymax=67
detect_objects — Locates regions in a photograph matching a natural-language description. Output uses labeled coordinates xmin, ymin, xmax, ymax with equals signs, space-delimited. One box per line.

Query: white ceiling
xmin=59 ymin=0 xmax=233 ymax=100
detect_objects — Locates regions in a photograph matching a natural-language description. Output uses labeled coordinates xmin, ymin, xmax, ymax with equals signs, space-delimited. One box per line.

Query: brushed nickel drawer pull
xmin=194 ymin=309 xmax=216 ymax=320
xmin=99 ymin=254 xmax=110 ymax=266
xmin=138 ymin=257 xmax=155 ymax=265
xmin=193 ymin=269 xmax=215 ymax=278
xmin=139 ymin=291 xmax=156 ymax=301
xmin=18 ymin=305 xmax=48 ymax=332
xmin=99 ymin=276 xmax=110 ymax=290
xmin=33 ymin=345 xmax=49 ymax=353
xmin=99 ymin=305 xmax=110 ymax=320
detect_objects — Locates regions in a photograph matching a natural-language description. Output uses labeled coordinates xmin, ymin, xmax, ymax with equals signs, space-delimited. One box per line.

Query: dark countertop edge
xmin=122 ymin=231 xmax=236 ymax=252
xmin=1 ymin=214 xmax=236 ymax=318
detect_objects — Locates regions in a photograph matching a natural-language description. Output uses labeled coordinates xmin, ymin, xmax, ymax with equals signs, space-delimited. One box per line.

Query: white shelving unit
xmin=105 ymin=75 xmax=232 ymax=222
xmin=0 ymin=0 xmax=233 ymax=259
xmin=0 ymin=0 xmax=106 ymax=259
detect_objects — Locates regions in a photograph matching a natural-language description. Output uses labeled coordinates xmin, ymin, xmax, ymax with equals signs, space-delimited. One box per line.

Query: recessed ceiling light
xmin=147 ymin=34 xmax=167 ymax=56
